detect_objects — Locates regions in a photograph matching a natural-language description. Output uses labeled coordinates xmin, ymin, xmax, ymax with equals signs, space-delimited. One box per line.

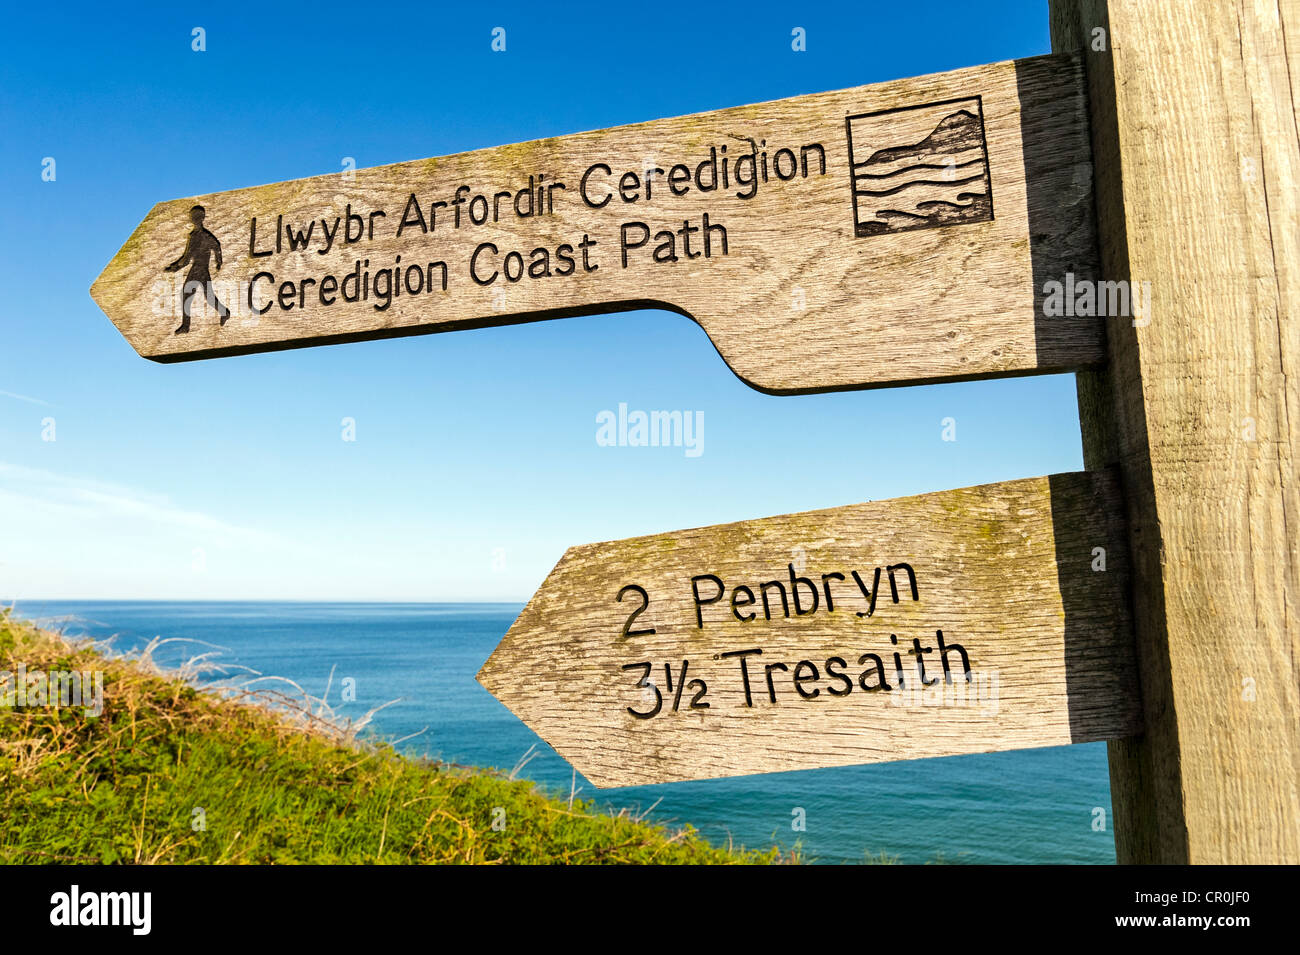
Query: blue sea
xmin=9 ymin=601 xmax=1117 ymax=864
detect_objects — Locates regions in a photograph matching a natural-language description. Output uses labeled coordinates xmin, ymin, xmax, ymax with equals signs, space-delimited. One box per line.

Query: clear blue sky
xmin=0 ymin=0 xmax=1081 ymax=601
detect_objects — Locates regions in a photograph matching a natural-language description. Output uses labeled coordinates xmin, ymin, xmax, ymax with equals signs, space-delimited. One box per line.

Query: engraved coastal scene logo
xmin=846 ymin=97 xmax=992 ymax=237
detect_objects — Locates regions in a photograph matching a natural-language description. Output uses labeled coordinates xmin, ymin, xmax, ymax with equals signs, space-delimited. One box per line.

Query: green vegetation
xmin=0 ymin=610 xmax=781 ymax=864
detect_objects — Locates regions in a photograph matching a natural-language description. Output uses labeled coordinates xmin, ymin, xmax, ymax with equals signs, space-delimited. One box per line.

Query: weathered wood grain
xmin=91 ymin=54 xmax=1101 ymax=393
xmin=478 ymin=471 xmax=1139 ymax=787
xmin=1052 ymin=0 xmax=1300 ymax=863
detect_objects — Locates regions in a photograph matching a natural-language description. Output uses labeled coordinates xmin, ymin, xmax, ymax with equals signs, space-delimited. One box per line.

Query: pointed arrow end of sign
xmin=474 ymin=555 xmax=644 ymax=786
xmin=475 ymin=596 xmax=547 ymax=703
xmin=89 ymin=201 xmax=186 ymax=363
xmin=474 ymin=653 xmax=504 ymax=698
xmin=475 ymin=597 xmax=536 ymax=704
xmin=88 ymin=270 xmax=121 ymax=344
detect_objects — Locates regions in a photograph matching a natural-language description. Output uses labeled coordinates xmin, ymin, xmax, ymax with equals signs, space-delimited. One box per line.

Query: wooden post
xmin=1050 ymin=1 xmax=1299 ymax=863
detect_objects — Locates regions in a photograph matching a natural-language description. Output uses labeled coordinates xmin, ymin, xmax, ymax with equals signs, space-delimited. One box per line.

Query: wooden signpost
xmin=91 ymin=1 xmax=1297 ymax=862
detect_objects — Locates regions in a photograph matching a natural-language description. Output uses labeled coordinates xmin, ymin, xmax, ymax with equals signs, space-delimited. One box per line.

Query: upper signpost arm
xmin=90 ymin=53 xmax=1103 ymax=394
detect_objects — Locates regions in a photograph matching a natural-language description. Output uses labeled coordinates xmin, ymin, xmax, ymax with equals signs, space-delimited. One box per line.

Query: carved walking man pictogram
xmin=164 ymin=204 xmax=230 ymax=333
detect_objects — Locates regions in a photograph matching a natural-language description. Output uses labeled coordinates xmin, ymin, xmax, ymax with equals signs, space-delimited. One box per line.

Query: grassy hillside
xmin=0 ymin=610 xmax=781 ymax=864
